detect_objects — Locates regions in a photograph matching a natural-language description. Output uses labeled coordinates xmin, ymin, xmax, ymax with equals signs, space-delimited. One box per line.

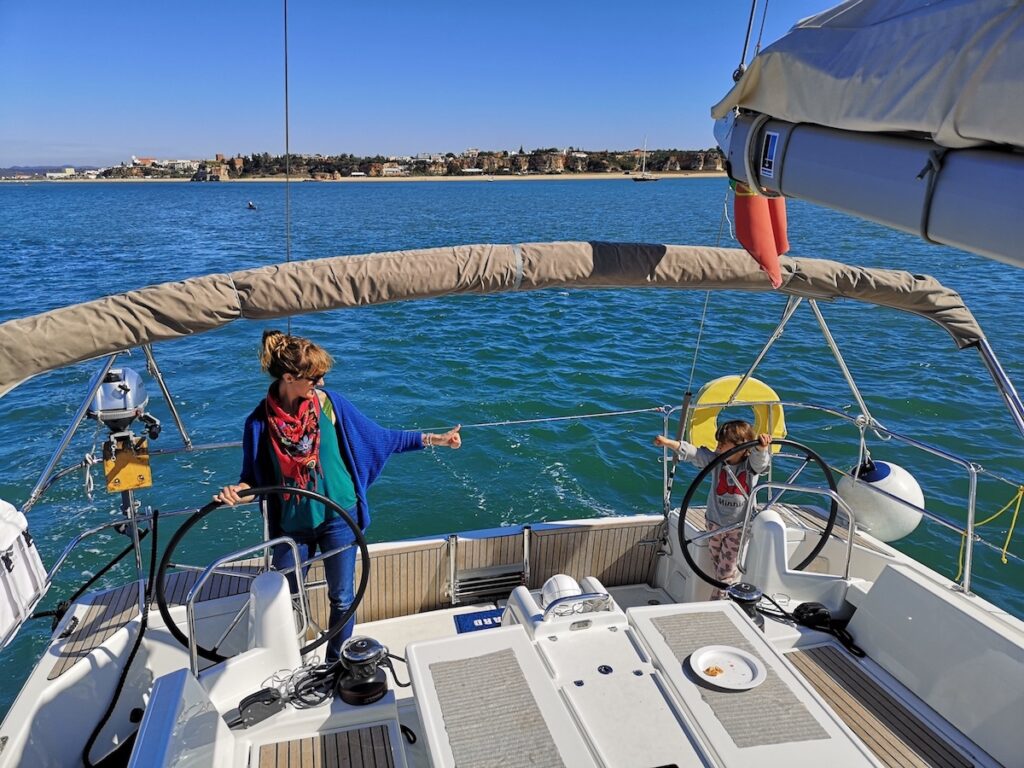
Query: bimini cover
xmin=712 ymin=0 xmax=1024 ymax=150
xmin=0 ymin=244 xmax=986 ymax=397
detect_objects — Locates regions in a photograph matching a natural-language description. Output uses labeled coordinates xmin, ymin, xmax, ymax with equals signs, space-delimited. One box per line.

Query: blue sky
xmin=0 ymin=1 xmax=829 ymax=166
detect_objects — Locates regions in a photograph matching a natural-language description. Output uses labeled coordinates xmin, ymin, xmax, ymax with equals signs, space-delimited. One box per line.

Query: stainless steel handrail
xmin=736 ymin=482 xmax=859 ymax=580
xmin=184 ymin=536 xmax=308 ymax=676
xmin=22 ymin=354 xmax=118 ymax=514
xmin=23 ymin=396 xmax=1023 ymax=614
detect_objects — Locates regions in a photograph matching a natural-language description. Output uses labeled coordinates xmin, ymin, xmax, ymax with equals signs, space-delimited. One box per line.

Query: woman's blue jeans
xmin=272 ymin=515 xmax=356 ymax=663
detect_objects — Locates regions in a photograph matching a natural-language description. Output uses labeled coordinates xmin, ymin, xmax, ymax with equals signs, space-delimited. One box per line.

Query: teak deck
xmin=788 ymin=645 xmax=974 ymax=768
xmin=49 ymin=513 xmax=878 ymax=682
xmin=255 ymin=725 xmax=394 ymax=768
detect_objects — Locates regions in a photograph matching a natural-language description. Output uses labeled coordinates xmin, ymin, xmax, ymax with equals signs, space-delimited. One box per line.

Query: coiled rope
xmin=955 ymin=485 xmax=1023 ymax=581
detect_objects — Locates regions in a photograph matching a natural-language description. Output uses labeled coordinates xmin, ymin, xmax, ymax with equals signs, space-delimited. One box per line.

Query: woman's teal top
xmin=272 ymin=397 xmax=358 ymax=533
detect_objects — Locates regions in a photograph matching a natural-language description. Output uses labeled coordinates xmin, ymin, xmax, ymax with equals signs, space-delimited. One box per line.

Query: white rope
xmin=722 ymin=190 xmax=735 ymax=241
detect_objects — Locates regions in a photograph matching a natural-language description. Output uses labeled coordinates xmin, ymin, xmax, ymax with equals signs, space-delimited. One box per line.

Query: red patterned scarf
xmin=265 ymin=385 xmax=322 ymax=492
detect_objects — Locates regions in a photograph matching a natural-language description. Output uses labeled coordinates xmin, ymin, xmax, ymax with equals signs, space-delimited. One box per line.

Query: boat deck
xmin=49 ymin=559 xmax=267 ymax=680
xmin=254 ymin=725 xmax=394 ymax=768
xmin=49 ymin=509 xmax=884 ymax=684
xmin=788 ymin=645 xmax=974 ymax=768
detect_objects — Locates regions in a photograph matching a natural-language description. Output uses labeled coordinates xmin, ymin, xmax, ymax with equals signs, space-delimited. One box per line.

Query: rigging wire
xmin=754 ymin=0 xmax=770 ymax=57
xmin=734 ymin=0 xmax=760 ymax=81
xmin=424 ymin=406 xmax=665 ymax=433
xmin=283 ymin=0 xmax=293 ymax=335
xmin=660 ymin=188 xmax=733 ymax=519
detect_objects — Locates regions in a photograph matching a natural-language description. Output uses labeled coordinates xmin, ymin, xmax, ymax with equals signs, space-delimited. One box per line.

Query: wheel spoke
xmin=211 ymin=596 xmax=251 ymax=653
xmin=765 ymin=457 xmax=812 ymax=509
xmin=677 ymin=438 xmax=838 ymax=588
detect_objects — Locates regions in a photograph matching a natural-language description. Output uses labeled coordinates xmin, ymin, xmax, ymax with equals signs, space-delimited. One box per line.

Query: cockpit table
xmin=628 ymin=602 xmax=882 ymax=767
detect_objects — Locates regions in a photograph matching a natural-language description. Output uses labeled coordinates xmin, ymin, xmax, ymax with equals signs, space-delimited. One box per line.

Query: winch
xmin=726 ymin=582 xmax=765 ymax=631
xmin=338 ymin=636 xmax=390 ymax=706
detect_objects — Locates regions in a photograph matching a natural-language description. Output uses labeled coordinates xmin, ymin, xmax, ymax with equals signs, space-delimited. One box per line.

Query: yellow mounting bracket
xmin=103 ymin=435 xmax=153 ymax=493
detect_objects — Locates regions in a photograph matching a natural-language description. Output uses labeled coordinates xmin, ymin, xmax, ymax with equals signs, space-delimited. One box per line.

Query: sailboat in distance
xmin=633 ymin=137 xmax=659 ymax=182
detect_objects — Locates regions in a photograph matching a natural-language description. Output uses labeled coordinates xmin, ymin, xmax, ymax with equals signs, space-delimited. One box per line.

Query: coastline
xmin=1 ymin=171 xmax=727 ymax=184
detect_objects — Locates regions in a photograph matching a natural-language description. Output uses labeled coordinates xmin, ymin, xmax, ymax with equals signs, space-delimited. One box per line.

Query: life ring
xmin=734 ymin=182 xmax=787 ymax=289
xmin=686 ymin=375 xmax=787 ymax=452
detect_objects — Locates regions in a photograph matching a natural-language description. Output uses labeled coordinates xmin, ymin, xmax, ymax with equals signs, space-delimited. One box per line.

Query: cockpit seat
xmin=742 ymin=509 xmax=850 ymax=615
xmin=406 ymin=624 xmax=598 ymax=767
xmin=198 ymin=570 xmax=302 ymax=711
xmin=128 ymin=668 xmax=234 ymax=767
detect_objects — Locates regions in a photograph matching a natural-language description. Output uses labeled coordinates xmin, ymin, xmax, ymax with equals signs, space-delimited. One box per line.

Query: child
xmin=654 ymin=420 xmax=771 ymax=598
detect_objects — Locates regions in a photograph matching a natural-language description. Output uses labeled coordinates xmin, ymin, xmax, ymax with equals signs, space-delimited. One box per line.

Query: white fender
xmin=838 ymin=461 xmax=924 ymax=542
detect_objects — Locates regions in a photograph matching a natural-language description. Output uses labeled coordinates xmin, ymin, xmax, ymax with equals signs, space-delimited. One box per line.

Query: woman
xmin=216 ymin=330 xmax=461 ymax=661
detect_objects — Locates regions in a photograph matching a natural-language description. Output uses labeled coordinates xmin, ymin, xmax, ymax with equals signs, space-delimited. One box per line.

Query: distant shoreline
xmin=1 ymin=171 xmax=727 ymax=184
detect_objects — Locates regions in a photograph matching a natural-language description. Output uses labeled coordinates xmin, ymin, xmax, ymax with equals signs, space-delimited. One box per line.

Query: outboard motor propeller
xmin=338 ymin=636 xmax=390 ymax=705
xmin=726 ymin=582 xmax=765 ymax=631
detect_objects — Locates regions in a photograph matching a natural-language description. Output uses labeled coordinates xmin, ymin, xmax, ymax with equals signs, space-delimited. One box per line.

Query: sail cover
xmin=712 ymin=0 xmax=1024 ymax=150
xmin=0 ymin=243 xmax=984 ymax=398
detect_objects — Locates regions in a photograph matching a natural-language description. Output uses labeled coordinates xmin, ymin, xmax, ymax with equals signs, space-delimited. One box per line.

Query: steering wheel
xmin=676 ymin=439 xmax=838 ymax=590
xmin=156 ymin=485 xmax=370 ymax=663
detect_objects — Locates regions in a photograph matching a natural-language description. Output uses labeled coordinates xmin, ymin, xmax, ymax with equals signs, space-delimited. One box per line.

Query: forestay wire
xmin=659 ymin=189 xmax=732 ymax=518
xmin=734 ymin=0 xmax=761 ymax=81
xmin=283 ymin=0 xmax=293 ymax=335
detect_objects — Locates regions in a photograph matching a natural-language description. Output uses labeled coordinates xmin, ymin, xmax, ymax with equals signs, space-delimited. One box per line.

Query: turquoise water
xmin=1 ymin=179 xmax=1022 ymax=716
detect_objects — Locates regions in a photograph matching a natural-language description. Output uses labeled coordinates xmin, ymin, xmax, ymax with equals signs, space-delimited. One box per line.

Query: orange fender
xmin=734 ymin=183 xmax=785 ymax=289
xmin=767 ymin=195 xmax=789 ymax=256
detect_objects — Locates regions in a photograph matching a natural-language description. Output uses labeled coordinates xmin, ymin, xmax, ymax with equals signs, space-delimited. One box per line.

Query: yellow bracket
xmin=103 ymin=436 xmax=153 ymax=493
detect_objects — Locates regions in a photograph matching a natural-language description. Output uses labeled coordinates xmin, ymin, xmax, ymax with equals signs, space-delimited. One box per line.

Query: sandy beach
xmin=2 ymin=171 xmax=726 ymax=184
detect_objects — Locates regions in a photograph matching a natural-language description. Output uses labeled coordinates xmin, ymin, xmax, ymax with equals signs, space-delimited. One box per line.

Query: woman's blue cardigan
xmin=239 ymin=388 xmax=424 ymax=540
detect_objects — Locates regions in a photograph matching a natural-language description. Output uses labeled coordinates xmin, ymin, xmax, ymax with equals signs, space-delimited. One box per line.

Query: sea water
xmin=1 ymin=178 xmax=1022 ymax=716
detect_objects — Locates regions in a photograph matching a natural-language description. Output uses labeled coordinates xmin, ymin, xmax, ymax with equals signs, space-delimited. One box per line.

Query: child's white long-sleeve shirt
xmin=677 ymin=442 xmax=771 ymax=526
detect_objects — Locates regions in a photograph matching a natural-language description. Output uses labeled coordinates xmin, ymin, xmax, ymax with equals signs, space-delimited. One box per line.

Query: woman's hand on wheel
xmin=214 ymin=482 xmax=251 ymax=506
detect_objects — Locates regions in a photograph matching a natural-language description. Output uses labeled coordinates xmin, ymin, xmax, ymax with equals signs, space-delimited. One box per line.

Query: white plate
xmin=688 ymin=645 xmax=767 ymax=690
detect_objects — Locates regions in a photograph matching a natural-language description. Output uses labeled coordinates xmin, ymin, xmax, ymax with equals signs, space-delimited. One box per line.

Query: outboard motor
xmin=87 ymin=367 xmax=161 ymax=439
xmin=338 ymin=636 xmax=390 ymax=705
xmin=85 ymin=368 xmax=161 ymax=517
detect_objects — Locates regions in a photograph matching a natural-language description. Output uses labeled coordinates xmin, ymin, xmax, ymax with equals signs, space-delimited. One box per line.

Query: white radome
xmin=540 ymin=574 xmax=583 ymax=607
xmin=837 ymin=461 xmax=924 ymax=542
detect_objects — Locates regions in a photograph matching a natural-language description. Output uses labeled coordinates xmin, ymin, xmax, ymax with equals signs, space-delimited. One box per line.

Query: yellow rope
xmin=955 ymin=485 xmax=1024 ymax=582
